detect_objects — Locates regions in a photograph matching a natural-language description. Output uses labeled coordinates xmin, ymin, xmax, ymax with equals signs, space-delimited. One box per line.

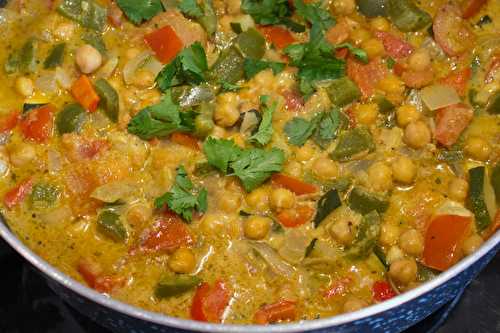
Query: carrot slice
xmin=253 ymin=299 xmax=297 ymax=324
xmin=258 ymin=26 xmax=296 ymax=49
xmin=144 ymin=25 xmax=183 ymax=64
xmin=71 ymin=75 xmax=100 ymax=112
xmin=271 ymin=173 xmax=318 ymax=195
xmin=3 ymin=178 xmax=33 ymax=209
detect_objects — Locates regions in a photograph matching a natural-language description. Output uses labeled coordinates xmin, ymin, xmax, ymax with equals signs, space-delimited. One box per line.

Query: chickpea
xmin=354 ymin=103 xmax=379 ymax=125
xmin=396 ymin=105 xmax=420 ymax=128
xmin=295 ymin=144 xmax=315 ymax=162
xmin=399 ymin=229 xmax=424 ymax=256
xmin=389 ymin=258 xmax=418 ymax=284
xmin=377 ymin=74 xmax=405 ymax=95
xmin=368 ymin=162 xmax=393 ymax=192
xmin=126 ymin=204 xmax=152 ymax=227
xmin=361 ymin=38 xmax=385 ymax=59
xmin=392 ymin=156 xmax=417 ymax=184
xmin=219 ymin=193 xmax=241 ymax=213
xmin=329 ymin=220 xmax=354 ymax=245
xmin=403 ymin=120 xmax=431 ymax=149
xmin=246 ymin=187 xmax=270 ymax=211
xmin=53 ymin=22 xmax=75 ymax=41
xmin=331 ymin=0 xmax=356 ymax=15
xmin=214 ymin=93 xmax=240 ymax=127
xmin=75 ymin=44 xmax=102 ymax=74
xmin=9 ymin=144 xmax=36 ymax=168
xmin=386 ymin=246 xmax=405 ymax=264
xmin=343 ymin=297 xmax=368 ymax=313
xmin=370 ymin=17 xmax=390 ymax=31
xmin=408 ymin=49 xmax=431 ymax=72
xmin=168 ymin=247 xmax=196 ymax=273
xmin=284 ymin=161 xmax=302 ymax=178
xmin=270 ymin=188 xmax=295 ymax=211
xmin=200 ymin=214 xmax=226 ymax=236
xmin=448 ymin=178 xmax=469 ymax=202
xmin=350 ymin=28 xmax=371 ymax=45
xmin=464 ymin=137 xmax=491 ymax=161
xmin=312 ymin=157 xmax=339 ymax=180
xmin=244 ymin=215 xmax=272 ymax=240
xmin=380 ymin=224 xmax=401 ymax=246
xmin=463 ymin=234 xmax=484 ymax=255
xmin=15 ymin=77 xmax=34 ymax=97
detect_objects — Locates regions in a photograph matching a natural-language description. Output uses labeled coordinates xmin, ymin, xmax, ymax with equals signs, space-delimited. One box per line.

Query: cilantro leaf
xmin=220 ymin=81 xmax=243 ymax=92
xmin=240 ymin=0 xmax=304 ymax=32
xmin=202 ymin=137 xmax=242 ymax=173
xmin=178 ymin=0 xmax=203 ymax=18
xmin=154 ymin=165 xmax=208 ymax=222
xmin=116 ymin=0 xmax=163 ymax=25
xmin=127 ymin=91 xmax=196 ymax=140
xmin=231 ymin=148 xmax=285 ymax=192
xmin=294 ymin=0 xmax=335 ymax=41
xmin=312 ymin=108 xmax=341 ymax=149
xmin=244 ymin=59 xmax=286 ymax=79
xmin=249 ymin=96 xmax=276 ymax=146
xmin=156 ymin=42 xmax=208 ymax=92
xmin=335 ymin=43 xmax=368 ymax=64
xmin=284 ymin=117 xmax=316 ymax=146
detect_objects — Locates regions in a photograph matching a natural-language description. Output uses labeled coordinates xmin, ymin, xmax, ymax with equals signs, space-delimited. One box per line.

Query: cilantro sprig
xmin=240 ymin=0 xmax=305 ymax=32
xmin=202 ymin=137 xmax=285 ymax=191
xmin=244 ymin=59 xmax=286 ymax=79
xmin=155 ymin=166 xmax=208 ymax=222
xmin=248 ymin=96 xmax=276 ymax=146
xmin=116 ymin=0 xmax=164 ymax=25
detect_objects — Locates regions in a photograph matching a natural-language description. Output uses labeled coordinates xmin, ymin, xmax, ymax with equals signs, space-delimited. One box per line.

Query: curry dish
xmin=0 ymin=0 xmax=499 ymax=325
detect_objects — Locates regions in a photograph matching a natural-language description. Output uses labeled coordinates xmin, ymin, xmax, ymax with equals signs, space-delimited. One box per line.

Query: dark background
xmin=0 ymin=239 xmax=498 ymax=333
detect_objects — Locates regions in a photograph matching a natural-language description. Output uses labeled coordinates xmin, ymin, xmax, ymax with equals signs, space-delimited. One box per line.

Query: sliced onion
xmin=0 ymin=158 xmax=8 ymax=176
xmin=91 ymin=180 xmax=136 ymax=203
xmin=421 ymin=84 xmax=461 ymax=111
xmin=40 ymin=205 xmax=73 ymax=224
xmin=35 ymin=71 xmax=57 ymax=94
xmin=143 ymin=56 xmax=164 ymax=77
xmin=278 ymin=230 xmax=312 ymax=264
xmin=96 ymin=54 xmax=119 ymax=79
xmin=434 ymin=200 xmax=473 ymax=217
xmin=123 ymin=51 xmax=152 ymax=85
xmin=55 ymin=67 xmax=73 ymax=89
xmin=47 ymin=149 xmax=62 ymax=173
xmin=250 ymin=241 xmax=295 ymax=278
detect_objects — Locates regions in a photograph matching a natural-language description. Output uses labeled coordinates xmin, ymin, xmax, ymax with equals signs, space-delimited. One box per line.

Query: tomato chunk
xmin=19 ymin=104 xmax=55 ymax=143
xmin=71 ymin=75 xmax=100 ymax=112
xmin=170 ymin=132 xmax=200 ymax=150
xmin=434 ymin=104 xmax=473 ymax=147
xmin=347 ymin=57 xmax=388 ymax=99
xmin=374 ymin=31 xmax=413 ymax=59
xmin=433 ymin=3 xmax=475 ymax=56
xmin=325 ymin=20 xmax=350 ymax=45
xmin=423 ymin=215 xmax=471 ymax=271
xmin=191 ymin=281 xmax=231 ymax=323
xmin=3 ymin=178 xmax=33 ymax=209
xmin=401 ymin=69 xmax=434 ymax=88
xmin=144 ymin=25 xmax=183 ymax=64
xmin=0 ymin=110 xmax=20 ymax=133
xmin=258 ymin=26 xmax=296 ymax=49
xmin=283 ymin=90 xmax=304 ymax=112
xmin=142 ymin=215 xmax=194 ymax=252
xmin=77 ymin=257 xmax=125 ymax=293
xmin=253 ymin=299 xmax=297 ymax=324
xmin=372 ymin=281 xmax=397 ymax=302
xmin=271 ymin=173 xmax=318 ymax=195
xmin=276 ymin=205 xmax=315 ymax=228
xmin=439 ymin=68 xmax=472 ymax=96
xmin=461 ymin=0 xmax=487 ymax=19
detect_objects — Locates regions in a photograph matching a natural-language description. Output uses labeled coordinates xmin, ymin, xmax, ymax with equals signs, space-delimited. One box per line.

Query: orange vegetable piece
xmin=191 ymin=281 xmax=231 ymax=323
xmin=77 ymin=257 xmax=125 ymax=293
xmin=0 ymin=110 xmax=20 ymax=133
xmin=439 ymin=68 xmax=472 ymax=96
xmin=144 ymin=25 xmax=183 ymax=64
xmin=461 ymin=0 xmax=487 ymax=19
xmin=170 ymin=132 xmax=200 ymax=150
xmin=142 ymin=214 xmax=194 ymax=252
xmin=423 ymin=214 xmax=471 ymax=271
xmin=253 ymin=299 xmax=297 ymax=324
xmin=347 ymin=57 xmax=388 ymax=99
xmin=276 ymin=205 xmax=315 ymax=228
xmin=434 ymin=104 xmax=473 ymax=147
xmin=3 ymin=178 xmax=33 ymax=209
xmin=271 ymin=173 xmax=318 ymax=195
xmin=258 ymin=26 xmax=296 ymax=49
xmin=19 ymin=104 xmax=55 ymax=143
xmin=71 ymin=75 xmax=100 ymax=112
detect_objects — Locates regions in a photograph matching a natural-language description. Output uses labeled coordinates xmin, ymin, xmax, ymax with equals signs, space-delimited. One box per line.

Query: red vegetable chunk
xmin=434 ymin=104 xmax=473 ymax=147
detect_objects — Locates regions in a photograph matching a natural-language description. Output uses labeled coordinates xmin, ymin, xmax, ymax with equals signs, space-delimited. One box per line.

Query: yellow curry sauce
xmin=0 ymin=0 xmax=499 ymax=325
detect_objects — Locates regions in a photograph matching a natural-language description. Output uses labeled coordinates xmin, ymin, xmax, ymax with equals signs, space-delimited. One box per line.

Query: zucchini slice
xmin=467 ymin=166 xmax=496 ymax=231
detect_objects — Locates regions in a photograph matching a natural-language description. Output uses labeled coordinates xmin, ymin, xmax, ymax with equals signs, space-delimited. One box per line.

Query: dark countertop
xmin=0 ymin=239 xmax=498 ymax=333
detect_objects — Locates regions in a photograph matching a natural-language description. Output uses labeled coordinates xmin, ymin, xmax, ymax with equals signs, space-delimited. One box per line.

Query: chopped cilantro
xmin=240 ymin=0 xmax=304 ymax=32
xmin=178 ymin=0 xmax=203 ymax=17
xmin=249 ymin=96 xmax=276 ymax=146
xmin=284 ymin=117 xmax=317 ymax=147
xmin=178 ymin=0 xmax=217 ymax=36
xmin=155 ymin=165 xmax=208 ymax=222
xmin=116 ymin=0 xmax=163 ymax=25
xmin=244 ymin=59 xmax=286 ymax=79
xmin=203 ymin=137 xmax=241 ymax=173
xmin=335 ymin=43 xmax=368 ymax=64
xmin=294 ymin=0 xmax=335 ymax=41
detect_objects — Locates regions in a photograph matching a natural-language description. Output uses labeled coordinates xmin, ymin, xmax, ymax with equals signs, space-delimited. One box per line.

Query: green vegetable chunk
xmin=56 ymin=103 xmax=87 ymax=135
xmin=82 ymin=31 xmax=107 ymax=55
xmin=97 ymin=210 xmax=128 ymax=242
xmin=241 ymin=0 xmax=304 ymax=32
xmin=326 ymin=77 xmax=361 ymax=107
xmin=330 ymin=127 xmax=375 ymax=161
xmin=467 ymin=167 xmax=493 ymax=231
xmin=237 ymin=28 xmax=266 ymax=60
xmin=346 ymin=211 xmax=381 ymax=259
xmin=357 ymin=0 xmax=387 ymax=17
xmin=57 ymin=0 xmax=107 ymax=31
xmin=314 ymin=189 xmax=342 ymax=227
xmin=348 ymin=187 xmax=389 ymax=215
xmin=486 ymin=91 xmax=500 ymax=114
xmin=155 ymin=274 xmax=201 ymax=298
xmin=386 ymin=0 xmax=432 ymax=32
xmin=44 ymin=43 xmax=66 ymax=69
xmin=417 ymin=263 xmax=439 ymax=282
xmin=492 ymin=164 xmax=500 ymax=204
xmin=116 ymin=0 xmax=163 ymax=25
xmin=178 ymin=0 xmax=217 ymax=36
xmin=30 ymin=183 xmax=60 ymax=209
xmin=194 ymin=102 xmax=214 ymax=138
xmin=209 ymin=46 xmax=245 ymax=84
xmin=94 ymin=78 xmax=119 ymax=122
xmin=5 ymin=39 xmax=37 ymax=74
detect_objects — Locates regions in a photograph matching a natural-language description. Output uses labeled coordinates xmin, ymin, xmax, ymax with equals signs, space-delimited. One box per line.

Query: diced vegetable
xmin=421 ymin=85 xmax=461 ymax=111
xmin=439 ymin=69 xmax=471 ymax=97
xmin=44 ymin=43 xmax=66 ymax=69
xmin=0 ymin=111 xmax=20 ymax=133
xmin=77 ymin=257 xmax=124 ymax=293
xmin=5 ymin=38 xmax=36 ymax=74
xmin=330 ymin=127 xmax=375 ymax=161
xmin=271 ymin=174 xmax=318 ymax=195
xmin=357 ymin=0 xmax=387 ymax=17
xmin=278 ymin=230 xmax=312 ymax=264
xmin=94 ymin=78 xmax=119 ymax=122
xmin=249 ymin=241 xmax=295 ymax=278
xmin=434 ymin=104 xmax=473 ymax=147
xmin=82 ymin=31 xmax=107 ymax=55
xmin=374 ymin=31 xmax=413 ymax=59
xmin=253 ymin=299 xmax=297 ymax=324
xmin=142 ymin=214 xmax=194 ymax=252
xmin=468 ymin=166 xmax=495 ymax=231
xmin=177 ymin=85 xmax=215 ymax=108
xmin=348 ymin=187 xmax=389 ymax=215
xmin=486 ymin=91 xmax=500 ymax=114
xmin=209 ymin=46 xmax=245 ymax=84
xmin=258 ymin=26 xmax=296 ymax=49
xmin=71 ymin=75 xmax=100 ymax=112
xmin=492 ymin=164 xmax=500 ymax=204
xmin=346 ymin=211 xmax=381 ymax=259
xmin=155 ymin=274 xmax=201 ymax=298
xmin=346 ymin=57 xmax=387 ymax=99
xmin=237 ymin=28 xmax=266 ymax=60
xmin=4 ymin=178 xmax=33 ymax=209
xmin=19 ymin=104 xmax=55 ymax=142
xmin=144 ymin=25 xmax=183 ymax=64
xmin=30 ymin=183 xmax=60 ymax=209
xmin=57 ymin=0 xmax=107 ymax=32
xmin=170 ymin=132 xmax=200 ymax=150
xmin=372 ymin=280 xmax=396 ymax=302
xmin=386 ymin=0 xmax=432 ymax=32
xmin=313 ymin=189 xmax=342 ymax=227
xmin=194 ymin=103 xmax=214 ymax=138
xmin=423 ymin=214 xmax=471 ymax=271
xmin=276 ymin=205 xmax=315 ymax=228
xmin=326 ymin=77 xmax=361 ymax=107
xmin=461 ymin=0 xmax=487 ymax=19
xmin=197 ymin=0 xmax=217 ymax=36
xmin=56 ymin=103 xmax=87 ymax=135
xmin=417 ymin=263 xmax=439 ymax=282
xmin=433 ymin=3 xmax=474 ymax=56
xmin=97 ymin=210 xmax=128 ymax=242
xmin=191 ymin=281 xmax=231 ymax=323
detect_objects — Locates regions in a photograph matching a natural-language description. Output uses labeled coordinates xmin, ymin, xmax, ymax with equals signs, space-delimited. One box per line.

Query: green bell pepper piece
xmin=330 ymin=127 xmax=375 ymax=161
xmin=57 ymin=0 xmax=107 ymax=32
xmin=346 ymin=211 xmax=381 ymax=259
xmin=5 ymin=38 xmax=37 ymax=74
xmin=348 ymin=187 xmax=389 ymax=215
xmin=386 ymin=0 xmax=432 ymax=32
xmin=56 ymin=103 xmax=87 ymax=134
xmin=97 ymin=210 xmax=128 ymax=242
xmin=155 ymin=274 xmax=201 ymax=298
xmin=326 ymin=77 xmax=361 ymax=107
xmin=30 ymin=183 xmax=60 ymax=209
xmin=44 ymin=43 xmax=66 ymax=69
xmin=94 ymin=78 xmax=119 ymax=122
xmin=237 ymin=28 xmax=266 ymax=60
xmin=209 ymin=46 xmax=245 ymax=84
